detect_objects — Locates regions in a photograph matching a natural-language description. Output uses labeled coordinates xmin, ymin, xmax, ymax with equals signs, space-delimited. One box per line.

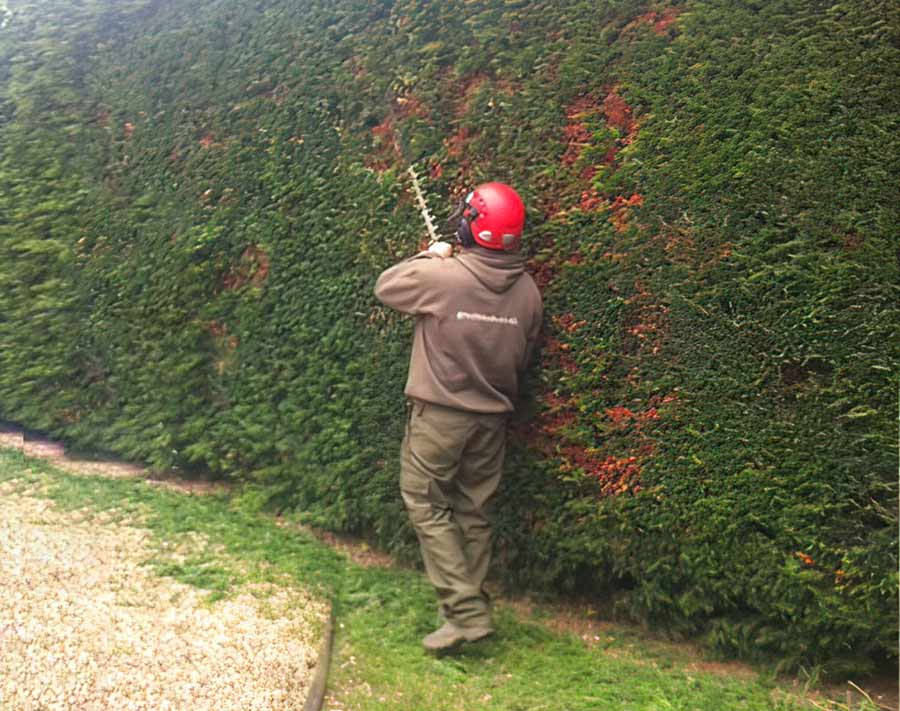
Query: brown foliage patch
xmin=366 ymin=118 xmax=398 ymax=172
xmin=451 ymin=72 xmax=517 ymax=118
xmin=609 ymin=193 xmax=644 ymax=232
xmin=395 ymin=94 xmax=430 ymax=121
xmin=621 ymin=281 xmax=669 ymax=358
xmin=602 ymin=89 xmax=636 ymax=136
xmin=625 ymin=7 xmax=684 ymax=36
xmin=528 ymin=258 xmax=557 ymax=291
xmin=842 ymin=231 xmax=864 ymax=251
xmin=561 ymin=95 xmax=598 ymax=166
xmin=446 ymin=126 xmax=474 ymax=159
xmin=222 ymin=245 xmax=270 ymax=291
xmin=455 ymin=73 xmax=491 ymax=117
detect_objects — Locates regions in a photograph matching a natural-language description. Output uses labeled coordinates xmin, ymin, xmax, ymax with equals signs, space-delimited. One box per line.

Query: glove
xmin=427 ymin=241 xmax=453 ymax=258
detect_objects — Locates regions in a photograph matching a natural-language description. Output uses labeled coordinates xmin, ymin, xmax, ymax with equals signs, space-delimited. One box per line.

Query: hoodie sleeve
xmin=374 ymin=252 xmax=443 ymax=316
xmin=520 ymin=284 xmax=544 ymax=374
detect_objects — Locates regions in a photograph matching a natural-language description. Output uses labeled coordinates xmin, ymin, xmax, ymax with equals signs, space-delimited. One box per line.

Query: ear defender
xmin=447 ymin=191 xmax=478 ymax=248
xmin=456 ymin=216 xmax=476 ymax=248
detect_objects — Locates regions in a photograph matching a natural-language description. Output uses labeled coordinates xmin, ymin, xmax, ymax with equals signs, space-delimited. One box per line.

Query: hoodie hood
xmin=456 ymin=248 xmax=526 ymax=294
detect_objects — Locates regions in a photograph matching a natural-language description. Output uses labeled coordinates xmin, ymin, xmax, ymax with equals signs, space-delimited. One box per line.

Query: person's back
xmin=374 ymin=182 xmax=543 ymax=653
xmin=374 ymin=242 xmax=542 ymax=414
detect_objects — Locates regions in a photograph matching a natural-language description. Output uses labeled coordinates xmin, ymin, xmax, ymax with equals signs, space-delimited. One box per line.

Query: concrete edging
xmin=303 ymin=603 xmax=336 ymax=711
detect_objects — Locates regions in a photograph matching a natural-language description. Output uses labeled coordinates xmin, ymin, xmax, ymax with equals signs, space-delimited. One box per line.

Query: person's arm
xmin=513 ymin=301 xmax=544 ymax=416
xmin=521 ymin=292 xmax=544 ymax=374
xmin=374 ymin=251 xmax=444 ymax=315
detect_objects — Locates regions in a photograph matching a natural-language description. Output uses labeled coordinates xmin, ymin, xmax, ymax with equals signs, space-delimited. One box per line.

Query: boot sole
xmin=423 ymin=628 xmax=494 ymax=654
xmin=461 ymin=628 xmax=494 ymax=643
xmin=424 ymin=638 xmax=465 ymax=654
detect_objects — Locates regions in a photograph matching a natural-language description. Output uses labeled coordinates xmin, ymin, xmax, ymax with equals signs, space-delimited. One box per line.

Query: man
xmin=374 ymin=182 xmax=543 ymax=652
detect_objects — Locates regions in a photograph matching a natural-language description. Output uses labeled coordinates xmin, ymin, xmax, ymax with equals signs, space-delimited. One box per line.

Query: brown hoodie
xmin=374 ymin=247 xmax=543 ymax=414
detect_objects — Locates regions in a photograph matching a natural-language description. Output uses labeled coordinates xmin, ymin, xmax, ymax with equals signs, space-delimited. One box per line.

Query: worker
xmin=374 ymin=182 xmax=543 ymax=652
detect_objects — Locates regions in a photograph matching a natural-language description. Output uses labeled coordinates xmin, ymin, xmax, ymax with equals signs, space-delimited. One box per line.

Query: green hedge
xmin=0 ymin=0 xmax=896 ymax=673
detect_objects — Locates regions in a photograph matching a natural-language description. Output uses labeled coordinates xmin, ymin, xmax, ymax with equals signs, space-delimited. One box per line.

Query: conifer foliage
xmin=0 ymin=0 xmax=897 ymax=672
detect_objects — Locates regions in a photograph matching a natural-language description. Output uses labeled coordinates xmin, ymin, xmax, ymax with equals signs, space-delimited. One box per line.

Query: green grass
xmin=0 ymin=447 xmax=878 ymax=711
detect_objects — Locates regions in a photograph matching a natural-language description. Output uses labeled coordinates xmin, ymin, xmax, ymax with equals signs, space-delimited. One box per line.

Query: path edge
xmin=303 ymin=602 xmax=336 ymax=711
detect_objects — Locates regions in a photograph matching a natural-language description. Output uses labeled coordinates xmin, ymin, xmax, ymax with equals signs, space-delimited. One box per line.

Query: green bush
xmin=0 ymin=0 xmax=896 ymax=673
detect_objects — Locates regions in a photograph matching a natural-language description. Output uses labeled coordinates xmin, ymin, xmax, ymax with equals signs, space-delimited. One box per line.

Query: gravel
xmin=0 ymin=483 xmax=328 ymax=711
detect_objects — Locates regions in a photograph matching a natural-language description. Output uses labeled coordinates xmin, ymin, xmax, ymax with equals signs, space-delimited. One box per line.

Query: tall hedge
xmin=0 ymin=0 xmax=896 ymax=673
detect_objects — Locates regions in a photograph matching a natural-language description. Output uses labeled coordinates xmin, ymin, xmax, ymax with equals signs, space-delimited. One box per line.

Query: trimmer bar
xmin=406 ymin=164 xmax=440 ymax=245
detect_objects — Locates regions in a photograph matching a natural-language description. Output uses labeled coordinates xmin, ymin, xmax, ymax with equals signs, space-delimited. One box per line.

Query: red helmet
xmin=461 ymin=182 xmax=526 ymax=251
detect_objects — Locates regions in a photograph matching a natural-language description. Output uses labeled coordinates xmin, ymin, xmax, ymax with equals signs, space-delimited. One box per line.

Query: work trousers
xmin=400 ymin=399 xmax=508 ymax=630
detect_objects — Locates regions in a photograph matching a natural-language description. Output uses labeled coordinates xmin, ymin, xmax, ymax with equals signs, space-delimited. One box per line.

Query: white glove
xmin=427 ymin=241 xmax=453 ymax=258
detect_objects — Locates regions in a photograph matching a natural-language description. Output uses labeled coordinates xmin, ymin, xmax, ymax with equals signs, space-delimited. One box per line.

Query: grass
xmin=0 ymin=447 xmax=882 ymax=711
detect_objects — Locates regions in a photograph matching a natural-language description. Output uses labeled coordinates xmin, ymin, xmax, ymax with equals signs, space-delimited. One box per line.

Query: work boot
xmin=422 ymin=622 xmax=494 ymax=653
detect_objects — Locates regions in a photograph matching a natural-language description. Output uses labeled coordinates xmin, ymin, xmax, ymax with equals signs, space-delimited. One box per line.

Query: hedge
xmin=0 ymin=0 xmax=897 ymax=673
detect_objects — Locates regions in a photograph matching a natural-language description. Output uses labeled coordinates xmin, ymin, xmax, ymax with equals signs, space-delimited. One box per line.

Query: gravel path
xmin=0 ymin=481 xmax=328 ymax=711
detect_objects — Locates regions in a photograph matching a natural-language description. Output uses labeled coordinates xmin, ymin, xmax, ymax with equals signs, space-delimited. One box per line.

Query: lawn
xmin=0 ymin=447 xmax=881 ymax=711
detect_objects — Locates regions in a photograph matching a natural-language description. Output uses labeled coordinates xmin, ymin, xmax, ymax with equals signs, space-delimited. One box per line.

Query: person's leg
xmin=451 ymin=412 xmax=507 ymax=628
xmin=400 ymin=402 xmax=489 ymax=632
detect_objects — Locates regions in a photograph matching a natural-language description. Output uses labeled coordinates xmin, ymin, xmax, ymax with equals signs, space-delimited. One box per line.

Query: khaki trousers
xmin=400 ymin=400 xmax=508 ymax=629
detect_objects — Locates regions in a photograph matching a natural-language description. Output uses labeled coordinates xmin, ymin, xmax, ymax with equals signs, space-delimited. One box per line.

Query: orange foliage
xmin=222 ymin=245 xmax=271 ymax=290
xmin=625 ymin=7 xmax=684 ymax=36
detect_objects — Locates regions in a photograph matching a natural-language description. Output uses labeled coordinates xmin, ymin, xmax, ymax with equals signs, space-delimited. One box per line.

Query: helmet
xmin=455 ymin=182 xmax=525 ymax=251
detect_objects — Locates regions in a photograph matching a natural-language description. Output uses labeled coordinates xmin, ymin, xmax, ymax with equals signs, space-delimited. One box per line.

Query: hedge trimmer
xmin=406 ymin=163 xmax=440 ymax=246
xmin=389 ymin=109 xmax=452 ymax=251
xmin=388 ymin=100 xmax=459 ymax=255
